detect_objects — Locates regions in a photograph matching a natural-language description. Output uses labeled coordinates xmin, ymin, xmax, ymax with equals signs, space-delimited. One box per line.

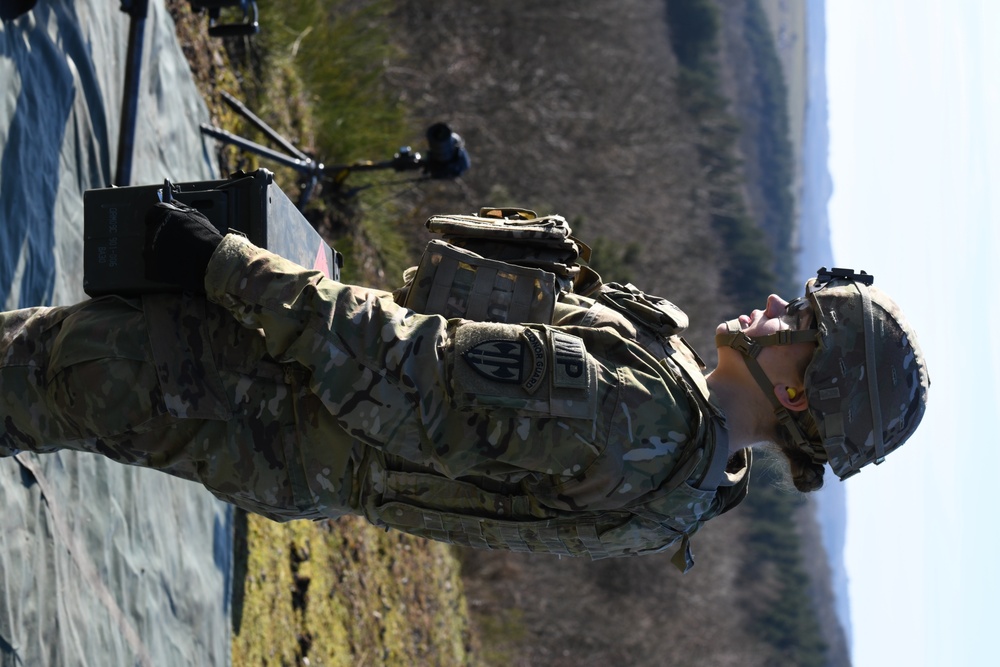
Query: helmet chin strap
xmin=715 ymin=320 xmax=814 ymax=449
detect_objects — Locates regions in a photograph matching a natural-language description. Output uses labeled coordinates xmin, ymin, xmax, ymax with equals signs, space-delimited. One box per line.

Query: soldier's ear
xmin=774 ymin=385 xmax=808 ymax=412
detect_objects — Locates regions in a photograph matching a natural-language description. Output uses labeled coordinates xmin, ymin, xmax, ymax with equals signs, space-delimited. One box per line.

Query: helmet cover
xmin=802 ymin=271 xmax=930 ymax=479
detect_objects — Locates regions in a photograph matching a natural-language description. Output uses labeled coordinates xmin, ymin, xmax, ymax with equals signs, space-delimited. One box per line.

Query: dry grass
xmin=231 ymin=513 xmax=476 ymax=666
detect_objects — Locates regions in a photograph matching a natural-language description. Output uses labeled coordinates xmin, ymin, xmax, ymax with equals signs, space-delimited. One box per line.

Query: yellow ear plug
xmin=786 ymin=388 xmax=798 ymax=400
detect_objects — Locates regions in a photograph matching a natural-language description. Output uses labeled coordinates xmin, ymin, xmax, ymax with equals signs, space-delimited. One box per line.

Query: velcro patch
xmin=550 ymin=331 xmax=588 ymax=389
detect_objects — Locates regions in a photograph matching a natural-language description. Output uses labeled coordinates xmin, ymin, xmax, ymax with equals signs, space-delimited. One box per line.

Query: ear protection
xmin=786 ymin=388 xmax=798 ymax=400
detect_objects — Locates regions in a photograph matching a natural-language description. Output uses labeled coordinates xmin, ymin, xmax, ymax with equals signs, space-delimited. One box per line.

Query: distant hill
xmin=814 ymin=484 xmax=852 ymax=650
xmin=798 ymin=0 xmax=837 ymax=283
xmin=797 ymin=0 xmax=853 ymax=662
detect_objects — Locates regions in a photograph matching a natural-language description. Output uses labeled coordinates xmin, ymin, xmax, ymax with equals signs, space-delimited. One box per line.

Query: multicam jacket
xmin=204 ymin=233 xmax=751 ymax=570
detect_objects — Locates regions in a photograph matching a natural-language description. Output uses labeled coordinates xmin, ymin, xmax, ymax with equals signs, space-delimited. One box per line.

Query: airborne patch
xmin=463 ymin=329 xmax=547 ymax=393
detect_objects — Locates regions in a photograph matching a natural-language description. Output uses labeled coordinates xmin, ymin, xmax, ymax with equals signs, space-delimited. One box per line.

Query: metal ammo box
xmin=83 ymin=169 xmax=341 ymax=296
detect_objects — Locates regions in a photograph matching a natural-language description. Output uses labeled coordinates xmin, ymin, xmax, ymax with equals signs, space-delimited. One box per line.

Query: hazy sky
xmin=825 ymin=1 xmax=998 ymax=665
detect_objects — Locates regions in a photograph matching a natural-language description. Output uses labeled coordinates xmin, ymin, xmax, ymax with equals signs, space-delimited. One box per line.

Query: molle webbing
xmin=372 ymin=495 xmax=655 ymax=561
xmin=368 ymin=464 xmax=624 ymax=559
xmin=401 ymin=240 xmax=558 ymax=323
xmin=398 ymin=209 xmax=596 ymax=323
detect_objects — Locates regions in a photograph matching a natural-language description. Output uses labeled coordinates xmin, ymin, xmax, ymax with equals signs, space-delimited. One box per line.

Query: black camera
xmin=423 ymin=123 xmax=471 ymax=179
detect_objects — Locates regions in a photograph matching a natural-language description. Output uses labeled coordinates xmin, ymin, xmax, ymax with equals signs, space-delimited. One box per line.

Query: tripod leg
xmin=200 ymin=124 xmax=318 ymax=176
xmin=220 ymin=91 xmax=310 ymax=162
xmin=114 ymin=0 xmax=150 ymax=186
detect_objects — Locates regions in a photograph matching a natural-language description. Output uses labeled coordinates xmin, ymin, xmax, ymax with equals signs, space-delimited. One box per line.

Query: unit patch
xmin=463 ymin=328 xmax=547 ymax=393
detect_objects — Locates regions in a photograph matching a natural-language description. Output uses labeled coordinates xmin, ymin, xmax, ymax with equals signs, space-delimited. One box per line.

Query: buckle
xmin=730 ymin=332 xmax=761 ymax=358
xmin=774 ymin=330 xmax=793 ymax=345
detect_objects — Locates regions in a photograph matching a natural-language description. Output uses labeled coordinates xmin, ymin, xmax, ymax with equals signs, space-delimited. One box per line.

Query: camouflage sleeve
xmin=205 ymin=234 xmax=402 ymax=355
xmin=203 ymin=233 xmax=458 ymax=462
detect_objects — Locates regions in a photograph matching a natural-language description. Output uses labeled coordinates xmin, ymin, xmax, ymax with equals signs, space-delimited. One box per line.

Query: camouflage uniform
xmin=1 ymin=235 xmax=749 ymax=568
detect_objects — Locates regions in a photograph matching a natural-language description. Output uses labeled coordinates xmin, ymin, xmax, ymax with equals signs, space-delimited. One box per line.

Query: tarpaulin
xmin=0 ymin=1 xmax=232 ymax=664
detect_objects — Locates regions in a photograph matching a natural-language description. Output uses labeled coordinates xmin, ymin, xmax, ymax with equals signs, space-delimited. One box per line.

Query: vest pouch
xmin=373 ymin=501 xmax=590 ymax=554
xmin=403 ymin=239 xmax=557 ymax=324
xmin=597 ymin=282 xmax=690 ymax=337
xmin=369 ymin=496 xmax=686 ymax=560
xmin=426 ymin=211 xmax=584 ymax=290
xmin=380 ymin=470 xmax=553 ymax=520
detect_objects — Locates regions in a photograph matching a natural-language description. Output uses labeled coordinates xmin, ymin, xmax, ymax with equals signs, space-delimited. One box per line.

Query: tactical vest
xmin=369 ymin=208 xmax=750 ymax=570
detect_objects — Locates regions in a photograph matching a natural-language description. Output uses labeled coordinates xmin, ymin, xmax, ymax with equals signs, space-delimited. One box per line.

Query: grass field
xmin=230 ymin=513 xmax=476 ymax=666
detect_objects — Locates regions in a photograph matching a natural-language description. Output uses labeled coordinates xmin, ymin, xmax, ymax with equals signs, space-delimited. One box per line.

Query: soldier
xmin=0 ymin=203 xmax=928 ymax=570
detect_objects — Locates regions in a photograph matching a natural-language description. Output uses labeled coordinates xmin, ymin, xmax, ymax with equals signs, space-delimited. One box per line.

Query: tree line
xmin=665 ymin=1 xmax=827 ymax=664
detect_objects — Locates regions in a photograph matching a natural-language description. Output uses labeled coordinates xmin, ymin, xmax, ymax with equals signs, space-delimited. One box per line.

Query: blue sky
xmin=825 ymin=1 xmax=998 ymax=665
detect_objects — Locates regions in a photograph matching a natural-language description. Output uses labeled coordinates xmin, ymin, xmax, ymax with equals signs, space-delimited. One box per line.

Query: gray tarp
xmin=1 ymin=1 xmax=232 ymax=665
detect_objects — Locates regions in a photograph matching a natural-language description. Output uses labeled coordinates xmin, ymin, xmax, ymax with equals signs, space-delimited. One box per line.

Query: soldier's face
xmin=717 ymin=294 xmax=811 ymax=339
xmin=715 ymin=294 xmax=816 ymax=385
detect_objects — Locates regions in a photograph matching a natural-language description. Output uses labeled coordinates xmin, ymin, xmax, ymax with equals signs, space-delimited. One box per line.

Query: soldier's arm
xmin=204 ymin=233 xmax=463 ymax=467
xmin=203 ymin=232 xmax=453 ymax=383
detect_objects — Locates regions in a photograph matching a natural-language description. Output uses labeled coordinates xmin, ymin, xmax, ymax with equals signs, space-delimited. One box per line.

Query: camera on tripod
xmin=423 ymin=122 xmax=472 ymax=179
xmin=200 ymin=92 xmax=471 ymax=208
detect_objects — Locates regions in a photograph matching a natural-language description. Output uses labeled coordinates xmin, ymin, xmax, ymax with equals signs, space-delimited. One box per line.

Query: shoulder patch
xmin=463 ymin=329 xmax=547 ymax=393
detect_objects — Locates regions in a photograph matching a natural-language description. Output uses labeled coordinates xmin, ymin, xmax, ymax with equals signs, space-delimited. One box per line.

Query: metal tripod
xmin=199 ymin=91 xmax=470 ymax=209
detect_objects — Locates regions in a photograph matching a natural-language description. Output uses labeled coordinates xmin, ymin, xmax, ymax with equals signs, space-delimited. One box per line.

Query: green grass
xmin=219 ymin=0 xmax=418 ymax=288
xmin=231 ymin=513 xmax=477 ymax=666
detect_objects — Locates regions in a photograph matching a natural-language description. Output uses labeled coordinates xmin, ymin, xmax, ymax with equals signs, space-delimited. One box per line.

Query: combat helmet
xmin=715 ymin=268 xmax=930 ymax=481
